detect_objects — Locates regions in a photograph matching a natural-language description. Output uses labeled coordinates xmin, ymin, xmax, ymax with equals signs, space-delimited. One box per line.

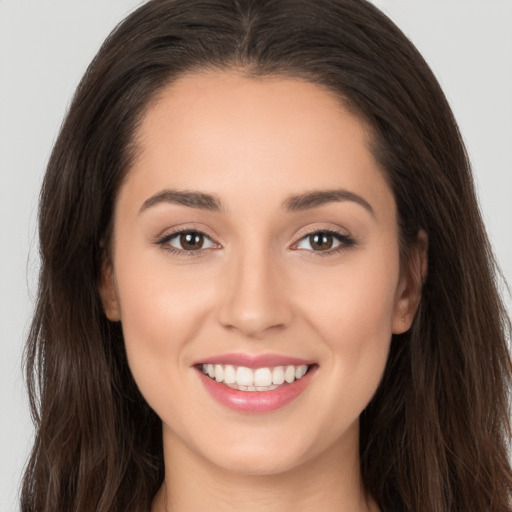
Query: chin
xmin=205 ymin=443 xmax=311 ymax=477
xmin=185 ymin=419 xmax=337 ymax=478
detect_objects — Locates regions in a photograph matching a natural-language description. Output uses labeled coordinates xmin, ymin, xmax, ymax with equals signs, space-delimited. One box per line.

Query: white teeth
xmin=223 ymin=364 xmax=236 ymax=384
xmin=236 ymin=366 xmax=254 ymax=386
xmin=254 ymin=368 xmax=272 ymax=387
xmin=272 ymin=366 xmax=285 ymax=385
xmin=295 ymin=365 xmax=307 ymax=379
xmin=201 ymin=363 xmax=310 ymax=390
xmin=285 ymin=365 xmax=296 ymax=383
xmin=226 ymin=383 xmax=280 ymax=391
xmin=214 ymin=364 xmax=224 ymax=382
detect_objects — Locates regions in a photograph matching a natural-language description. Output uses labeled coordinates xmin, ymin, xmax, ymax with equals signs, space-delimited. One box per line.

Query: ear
xmin=392 ymin=229 xmax=428 ymax=334
xmin=98 ymin=253 xmax=121 ymax=322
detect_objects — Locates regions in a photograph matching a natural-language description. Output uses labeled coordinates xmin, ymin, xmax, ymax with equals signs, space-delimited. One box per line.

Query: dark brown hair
xmin=22 ymin=1 xmax=512 ymax=511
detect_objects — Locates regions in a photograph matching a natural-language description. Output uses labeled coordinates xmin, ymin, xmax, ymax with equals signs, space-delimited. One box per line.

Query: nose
xmin=217 ymin=247 xmax=293 ymax=338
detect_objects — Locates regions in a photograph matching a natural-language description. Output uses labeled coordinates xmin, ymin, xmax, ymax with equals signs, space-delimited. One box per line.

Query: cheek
xmin=293 ymin=248 xmax=400 ymax=408
xmin=297 ymin=249 xmax=399 ymax=336
xmin=116 ymin=249 xmax=214 ymax=332
xmin=112 ymin=253 xmax=216 ymax=405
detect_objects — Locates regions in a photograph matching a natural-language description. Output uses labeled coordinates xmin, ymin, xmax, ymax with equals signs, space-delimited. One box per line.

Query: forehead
xmin=123 ymin=71 xmax=394 ymax=221
xmin=135 ymin=71 xmax=368 ymax=167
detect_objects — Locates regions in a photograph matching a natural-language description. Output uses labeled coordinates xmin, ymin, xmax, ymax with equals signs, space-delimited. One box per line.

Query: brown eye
xmin=294 ymin=229 xmax=353 ymax=254
xmin=160 ymin=230 xmax=217 ymax=253
xmin=309 ymin=232 xmax=334 ymax=251
xmin=180 ymin=232 xmax=204 ymax=250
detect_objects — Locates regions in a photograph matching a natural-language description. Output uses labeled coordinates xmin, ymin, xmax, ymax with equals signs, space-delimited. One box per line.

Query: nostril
xmin=216 ymin=266 xmax=293 ymax=336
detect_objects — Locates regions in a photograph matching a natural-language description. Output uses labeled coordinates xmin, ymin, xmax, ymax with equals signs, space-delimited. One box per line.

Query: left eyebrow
xmin=282 ymin=189 xmax=375 ymax=217
xmin=139 ymin=189 xmax=224 ymax=213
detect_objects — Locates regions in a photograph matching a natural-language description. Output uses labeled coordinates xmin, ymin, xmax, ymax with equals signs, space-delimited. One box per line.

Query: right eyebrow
xmin=283 ymin=188 xmax=375 ymax=217
xmin=139 ymin=189 xmax=224 ymax=214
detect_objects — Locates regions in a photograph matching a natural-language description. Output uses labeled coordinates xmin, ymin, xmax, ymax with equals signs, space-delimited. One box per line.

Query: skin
xmin=100 ymin=71 xmax=426 ymax=512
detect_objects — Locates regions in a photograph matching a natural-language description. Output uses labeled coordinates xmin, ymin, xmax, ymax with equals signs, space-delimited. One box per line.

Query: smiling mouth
xmin=199 ymin=363 xmax=313 ymax=391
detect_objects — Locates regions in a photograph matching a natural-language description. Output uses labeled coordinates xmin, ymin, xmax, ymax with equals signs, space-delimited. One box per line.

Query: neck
xmin=152 ymin=427 xmax=376 ymax=512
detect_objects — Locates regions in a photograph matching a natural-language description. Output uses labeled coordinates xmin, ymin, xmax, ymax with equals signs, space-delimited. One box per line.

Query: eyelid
xmin=290 ymin=226 xmax=355 ymax=255
xmin=155 ymin=226 xmax=221 ymax=256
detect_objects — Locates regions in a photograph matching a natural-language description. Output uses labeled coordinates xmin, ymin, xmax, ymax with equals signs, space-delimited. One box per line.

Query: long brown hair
xmin=22 ymin=1 xmax=512 ymax=511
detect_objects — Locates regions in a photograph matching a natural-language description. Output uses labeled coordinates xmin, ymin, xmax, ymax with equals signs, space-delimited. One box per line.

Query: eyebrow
xmin=140 ymin=190 xmax=223 ymax=213
xmin=283 ymin=189 xmax=375 ymax=216
xmin=139 ymin=188 xmax=375 ymax=216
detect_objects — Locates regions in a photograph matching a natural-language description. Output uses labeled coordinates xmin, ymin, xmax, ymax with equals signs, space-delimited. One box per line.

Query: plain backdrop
xmin=1 ymin=1 xmax=511 ymax=510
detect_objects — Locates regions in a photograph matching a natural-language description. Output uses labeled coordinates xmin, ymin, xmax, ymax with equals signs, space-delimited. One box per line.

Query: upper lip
xmin=194 ymin=353 xmax=315 ymax=369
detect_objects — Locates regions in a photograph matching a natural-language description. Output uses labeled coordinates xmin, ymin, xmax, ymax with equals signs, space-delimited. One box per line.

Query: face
xmin=101 ymin=71 xmax=421 ymax=477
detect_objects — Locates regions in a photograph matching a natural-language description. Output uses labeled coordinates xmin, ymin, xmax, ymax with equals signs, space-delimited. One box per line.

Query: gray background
xmin=1 ymin=1 xmax=511 ymax=510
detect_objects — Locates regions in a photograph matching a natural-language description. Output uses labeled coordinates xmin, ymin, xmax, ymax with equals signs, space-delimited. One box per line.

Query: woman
xmin=21 ymin=0 xmax=512 ymax=511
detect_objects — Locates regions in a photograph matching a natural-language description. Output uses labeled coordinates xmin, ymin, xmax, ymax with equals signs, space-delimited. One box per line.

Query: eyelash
xmin=292 ymin=228 xmax=356 ymax=257
xmin=156 ymin=227 xmax=218 ymax=258
xmin=155 ymin=227 xmax=355 ymax=258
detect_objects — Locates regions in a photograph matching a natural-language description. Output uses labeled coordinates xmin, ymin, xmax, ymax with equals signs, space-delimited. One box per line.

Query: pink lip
xmin=195 ymin=353 xmax=315 ymax=369
xmin=196 ymin=364 xmax=318 ymax=414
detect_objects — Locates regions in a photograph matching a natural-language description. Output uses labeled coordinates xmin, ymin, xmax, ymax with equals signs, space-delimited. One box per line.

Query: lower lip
xmin=197 ymin=366 xmax=317 ymax=413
